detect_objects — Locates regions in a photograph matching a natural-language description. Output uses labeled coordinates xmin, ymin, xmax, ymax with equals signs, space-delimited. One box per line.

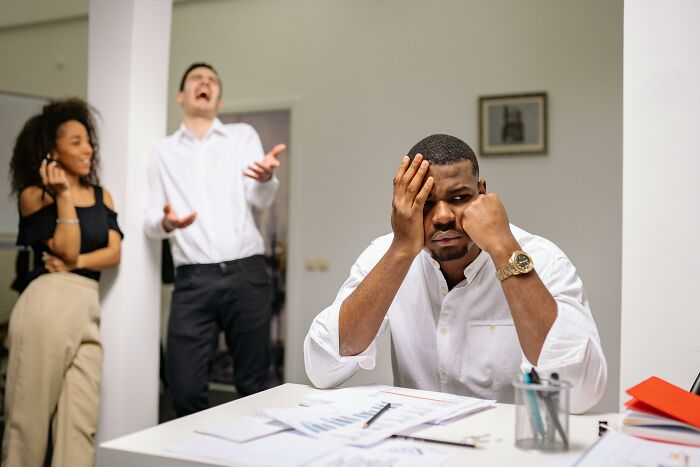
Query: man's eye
xmin=423 ymin=201 xmax=435 ymax=210
xmin=453 ymin=195 xmax=470 ymax=202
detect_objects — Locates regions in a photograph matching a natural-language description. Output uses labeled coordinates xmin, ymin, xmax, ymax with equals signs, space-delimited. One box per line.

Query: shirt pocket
xmin=464 ymin=319 xmax=522 ymax=398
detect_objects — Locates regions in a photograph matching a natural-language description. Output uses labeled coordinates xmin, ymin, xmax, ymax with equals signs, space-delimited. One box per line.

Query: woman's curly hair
xmin=9 ymin=97 xmax=101 ymax=196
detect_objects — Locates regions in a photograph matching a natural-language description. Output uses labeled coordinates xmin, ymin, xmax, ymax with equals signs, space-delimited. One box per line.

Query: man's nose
xmin=432 ymin=201 xmax=455 ymax=225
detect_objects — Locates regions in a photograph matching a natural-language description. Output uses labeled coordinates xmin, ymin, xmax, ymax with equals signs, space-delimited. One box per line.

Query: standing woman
xmin=2 ymin=98 xmax=122 ymax=467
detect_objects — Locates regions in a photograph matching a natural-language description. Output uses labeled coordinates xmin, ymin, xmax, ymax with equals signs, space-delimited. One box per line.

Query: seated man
xmin=304 ymin=134 xmax=607 ymax=414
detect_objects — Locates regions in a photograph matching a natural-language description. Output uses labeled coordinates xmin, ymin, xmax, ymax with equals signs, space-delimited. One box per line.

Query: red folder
xmin=625 ymin=376 xmax=700 ymax=430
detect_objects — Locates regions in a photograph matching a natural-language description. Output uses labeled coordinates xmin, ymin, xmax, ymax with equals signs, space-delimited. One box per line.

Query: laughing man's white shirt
xmin=144 ymin=119 xmax=278 ymax=266
xmin=304 ymin=225 xmax=607 ymax=413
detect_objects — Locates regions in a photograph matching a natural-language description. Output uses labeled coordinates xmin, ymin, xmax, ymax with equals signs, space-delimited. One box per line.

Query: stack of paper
xmin=166 ymin=385 xmax=494 ymax=466
xmin=621 ymin=376 xmax=700 ymax=447
xmin=168 ymin=431 xmax=340 ymax=467
xmin=300 ymin=384 xmax=495 ymax=424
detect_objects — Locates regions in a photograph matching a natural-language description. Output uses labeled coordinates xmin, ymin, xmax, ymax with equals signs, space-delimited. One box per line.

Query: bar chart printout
xmin=263 ymin=396 xmax=456 ymax=447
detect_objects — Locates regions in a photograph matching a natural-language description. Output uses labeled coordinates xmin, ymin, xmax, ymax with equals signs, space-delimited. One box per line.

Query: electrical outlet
xmin=305 ymin=257 xmax=318 ymax=271
xmin=317 ymin=258 xmax=330 ymax=271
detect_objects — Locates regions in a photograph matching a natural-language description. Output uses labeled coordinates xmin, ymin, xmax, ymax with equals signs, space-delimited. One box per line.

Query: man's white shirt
xmin=304 ymin=225 xmax=607 ymax=413
xmin=145 ymin=119 xmax=278 ymax=266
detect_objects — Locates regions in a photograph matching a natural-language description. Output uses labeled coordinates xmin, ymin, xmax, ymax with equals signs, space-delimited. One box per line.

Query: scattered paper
xmin=301 ymin=385 xmax=495 ymax=425
xmin=195 ymin=412 xmax=291 ymax=443
xmin=574 ymin=430 xmax=700 ymax=467
xmin=264 ymin=390 xmax=488 ymax=447
xmin=307 ymin=438 xmax=456 ymax=467
xmin=167 ymin=431 xmax=338 ymax=467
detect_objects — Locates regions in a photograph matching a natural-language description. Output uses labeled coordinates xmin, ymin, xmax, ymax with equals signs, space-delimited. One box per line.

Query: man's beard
xmin=428 ymin=221 xmax=471 ymax=262
xmin=430 ymin=244 xmax=470 ymax=263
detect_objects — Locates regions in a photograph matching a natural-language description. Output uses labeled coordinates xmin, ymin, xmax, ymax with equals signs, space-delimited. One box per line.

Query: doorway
xmin=158 ymin=109 xmax=291 ymax=421
xmin=213 ymin=109 xmax=291 ymax=392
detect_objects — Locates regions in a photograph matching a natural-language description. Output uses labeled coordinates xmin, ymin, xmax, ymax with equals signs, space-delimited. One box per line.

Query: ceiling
xmin=0 ymin=0 xmax=210 ymax=30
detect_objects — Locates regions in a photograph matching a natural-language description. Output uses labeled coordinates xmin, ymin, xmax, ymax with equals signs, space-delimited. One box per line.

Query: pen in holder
xmin=513 ymin=372 xmax=571 ymax=452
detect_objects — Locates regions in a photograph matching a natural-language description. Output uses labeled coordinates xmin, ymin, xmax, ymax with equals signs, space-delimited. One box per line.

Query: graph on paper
xmin=300 ymin=384 xmax=495 ymax=425
xmin=307 ymin=438 xmax=454 ymax=467
xmin=263 ymin=395 xmax=458 ymax=447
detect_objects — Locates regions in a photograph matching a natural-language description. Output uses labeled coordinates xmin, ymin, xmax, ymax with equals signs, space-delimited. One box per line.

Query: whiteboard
xmin=0 ymin=92 xmax=49 ymax=235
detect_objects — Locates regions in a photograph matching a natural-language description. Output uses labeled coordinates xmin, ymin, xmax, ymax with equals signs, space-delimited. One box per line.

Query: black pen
xmin=547 ymin=372 xmax=569 ymax=448
xmin=690 ymin=372 xmax=700 ymax=395
xmin=363 ymin=402 xmax=391 ymax=429
xmin=391 ymin=434 xmax=482 ymax=449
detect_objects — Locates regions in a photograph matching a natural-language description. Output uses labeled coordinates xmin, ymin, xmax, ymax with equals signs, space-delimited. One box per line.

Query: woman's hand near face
xmin=40 ymin=157 xmax=71 ymax=196
xmin=40 ymin=156 xmax=80 ymax=264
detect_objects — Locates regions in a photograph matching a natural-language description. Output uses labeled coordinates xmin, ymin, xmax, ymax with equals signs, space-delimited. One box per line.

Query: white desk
xmin=97 ymin=383 xmax=613 ymax=467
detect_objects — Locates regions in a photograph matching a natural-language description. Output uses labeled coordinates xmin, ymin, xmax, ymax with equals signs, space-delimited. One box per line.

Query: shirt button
xmin=439 ymin=367 xmax=446 ymax=376
xmin=440 ymin=327 xmax=447 ymax=335
xmin=440 ymin=286 xmax=447 ymax=293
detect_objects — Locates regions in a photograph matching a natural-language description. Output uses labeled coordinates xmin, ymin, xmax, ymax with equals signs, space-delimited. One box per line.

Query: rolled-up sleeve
xmin=241 ymin=125 xmax=279 ymax=209
xmin=304 ymin=239 xmax=390 ymax=389
xmin=520 ymin=246 xmax=607 ymax=414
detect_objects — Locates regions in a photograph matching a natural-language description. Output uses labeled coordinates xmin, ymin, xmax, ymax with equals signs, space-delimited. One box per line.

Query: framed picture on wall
xmin=478 ymin=92 xmax=547 ymax=155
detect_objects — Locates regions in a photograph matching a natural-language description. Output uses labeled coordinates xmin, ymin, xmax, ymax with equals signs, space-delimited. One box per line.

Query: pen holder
xmin=513 ymin=378 xmax=571 ymax=452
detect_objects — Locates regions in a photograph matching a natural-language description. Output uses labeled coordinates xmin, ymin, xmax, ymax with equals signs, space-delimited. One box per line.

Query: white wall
xmin=0 ymin=17 xmax=88 ymax=98
xmin=0 ymin=0 xmax=622 ymax=411
xmin=621 ymin=0 xmax=700 ymax=403
xmin=0 ymin=0 xmax=87 ymax=29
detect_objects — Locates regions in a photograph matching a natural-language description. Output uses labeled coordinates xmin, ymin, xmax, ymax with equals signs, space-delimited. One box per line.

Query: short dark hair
xmin=178 ymin=62 xmax=222 ymax=95
xmin=10 ymin=98 xmax=101 ymax=195
xmin=407 ymin=134 xmax=479 ymax=177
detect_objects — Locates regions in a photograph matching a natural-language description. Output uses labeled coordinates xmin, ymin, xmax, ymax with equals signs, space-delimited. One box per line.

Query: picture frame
xmin=478 ymin=92 xmax=547 ymax=155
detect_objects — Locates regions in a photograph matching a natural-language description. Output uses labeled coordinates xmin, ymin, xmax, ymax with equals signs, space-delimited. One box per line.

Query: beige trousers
xmin=2 ymin=272 xmax=102 ymax=467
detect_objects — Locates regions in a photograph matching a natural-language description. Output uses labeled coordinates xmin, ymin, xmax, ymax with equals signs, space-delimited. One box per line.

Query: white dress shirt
xmin=304 ymin=225 xmax=607 ymax=413
xmin=145 ymin=119 xmax=278 ymax=266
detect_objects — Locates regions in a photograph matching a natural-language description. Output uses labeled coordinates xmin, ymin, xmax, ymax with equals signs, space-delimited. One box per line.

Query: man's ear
xmin=176 ymin=91 xmax=185 ymax=106
xmin=478 ymin=178 xmax=487 ymax=194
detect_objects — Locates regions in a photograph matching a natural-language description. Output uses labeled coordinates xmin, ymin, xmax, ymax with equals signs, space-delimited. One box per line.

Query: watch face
xmin=514 ymin=253 xmax=532 ymax=272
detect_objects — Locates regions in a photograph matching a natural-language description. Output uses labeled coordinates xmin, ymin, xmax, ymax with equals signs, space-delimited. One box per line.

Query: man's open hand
xmin=244 ymin=143 xmax=286 ymax=182
xmin=161 ymin=203 xmax=197 ymax=232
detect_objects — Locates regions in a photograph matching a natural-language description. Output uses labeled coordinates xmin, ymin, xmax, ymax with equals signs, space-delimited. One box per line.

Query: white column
xmin=87 ymin=0 xmax=172 ymax=441
xmin=621 ymin=0 xmax=700 ymax=404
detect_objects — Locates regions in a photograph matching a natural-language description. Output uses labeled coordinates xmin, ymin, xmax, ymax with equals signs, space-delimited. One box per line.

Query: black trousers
xmin=166 ymin=255 xmax=273 ymax=417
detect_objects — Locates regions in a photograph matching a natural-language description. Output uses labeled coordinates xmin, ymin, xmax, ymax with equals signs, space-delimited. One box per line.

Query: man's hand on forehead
xmin=390 ymin=154 xmax=433 ymax=257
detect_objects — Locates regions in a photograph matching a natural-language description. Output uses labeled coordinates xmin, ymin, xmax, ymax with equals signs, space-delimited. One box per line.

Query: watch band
xmin=495 ymin=250 xmax=533 ymax=282
xmin=495 ymin=264 xmax=516 ymax=281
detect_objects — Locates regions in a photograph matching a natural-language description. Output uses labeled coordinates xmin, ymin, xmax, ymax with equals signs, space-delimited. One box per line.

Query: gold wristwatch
xmin=495 ymin=250 xmax=534 ymax=281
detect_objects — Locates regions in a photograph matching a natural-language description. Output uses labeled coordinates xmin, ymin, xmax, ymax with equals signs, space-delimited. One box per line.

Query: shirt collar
xmin=176 ymin=118 xmax=226 ymax=142
xmin=464 ymin=250 xmax=489 ymax=283
xmin=210 ymin=118 xmax=226 ymax=135
xmin=422 ymin=248 xmax=490 ymax=285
